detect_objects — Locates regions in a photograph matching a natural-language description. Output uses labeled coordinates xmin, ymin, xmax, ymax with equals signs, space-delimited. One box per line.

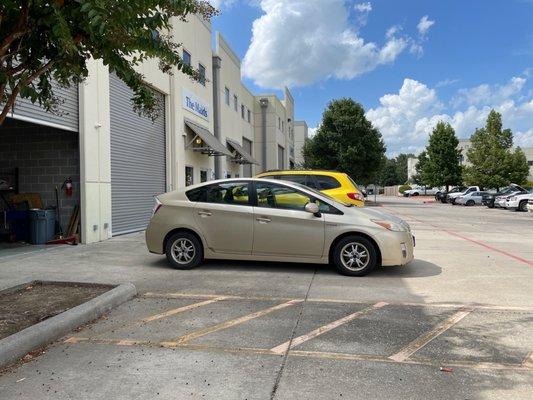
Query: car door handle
xmin=256 ymin=217 xmax=271 ymax=223
xmin=198 ymin=210 xmax=212 ymax=217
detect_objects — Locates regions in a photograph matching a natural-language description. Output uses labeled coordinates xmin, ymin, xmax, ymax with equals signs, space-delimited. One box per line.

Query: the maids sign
xmin=182 ymin=89 xmax=209 ymax=121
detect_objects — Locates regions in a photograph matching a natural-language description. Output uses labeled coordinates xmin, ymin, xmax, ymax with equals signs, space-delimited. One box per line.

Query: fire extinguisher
xmin=62 ymin=177 xmax=73 ymax=197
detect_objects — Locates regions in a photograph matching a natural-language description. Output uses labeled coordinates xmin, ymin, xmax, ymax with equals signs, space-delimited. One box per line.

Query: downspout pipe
xmin=260 ymin=98 xmax=269 ymax=172
xmin=212 ymin=55 xmax=222 ymax=179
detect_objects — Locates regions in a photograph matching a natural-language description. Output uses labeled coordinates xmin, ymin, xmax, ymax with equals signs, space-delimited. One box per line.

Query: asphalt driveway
xmin=0 ymin=197 xmax=532 ymax=399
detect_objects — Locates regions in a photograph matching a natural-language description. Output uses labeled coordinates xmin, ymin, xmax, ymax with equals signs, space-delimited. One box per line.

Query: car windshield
xmin=287 ymin=181 xmax=352 ymax=207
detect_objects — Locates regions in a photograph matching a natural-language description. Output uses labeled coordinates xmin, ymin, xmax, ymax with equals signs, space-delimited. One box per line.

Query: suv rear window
xmin=314 ymin=175 xmax=341 ymax=190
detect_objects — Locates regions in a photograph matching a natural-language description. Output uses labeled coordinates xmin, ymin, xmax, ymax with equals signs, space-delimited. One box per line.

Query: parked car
xmin=436 ymin=186 xmax=466 ymax=203
xmin=504 ymin=189 xmax=533 ymax=212
xmin=447 ymin=186 xmax=480 ymax=204
xmin=403 ymin=186 xmax=441 ymax=197
xmin=455 ymin=191 xmax=491 ymax=206
xmin=255 ymin=170 xmax=365 ymax=207
xmin=145 ymin=178 xmax=415 ymax=276
xmin=527 ymin=199 xmax=533 ymax=214
xmin=483 ymin=184 xmax=527 ymax=208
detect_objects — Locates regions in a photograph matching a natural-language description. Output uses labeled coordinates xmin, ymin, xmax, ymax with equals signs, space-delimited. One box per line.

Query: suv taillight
xmin=152 ymin=197 xmax=162 ymax=217
xmin=347 ymin=192 xmax=364 ymax=201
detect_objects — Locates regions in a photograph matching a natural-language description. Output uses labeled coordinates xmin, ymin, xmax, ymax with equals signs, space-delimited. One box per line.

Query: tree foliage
xmin=303 ymin=98 xmax=386 ymax=184
xmin=0 ymin=0 xmax=216 ymax=124
xmin=378 ymin=153 xmax=414 ymax=186
xmin=417 ymin=121 xmax=462 ymax=190
xmin=463 ymin=110 xmax=528 ymax=188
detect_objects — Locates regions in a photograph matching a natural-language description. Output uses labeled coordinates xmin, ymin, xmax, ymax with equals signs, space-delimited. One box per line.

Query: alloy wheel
xmin=171 ymin=238 xmax=196 ymax=265
xmin=340 ymin=242 xmax=370 ymax=272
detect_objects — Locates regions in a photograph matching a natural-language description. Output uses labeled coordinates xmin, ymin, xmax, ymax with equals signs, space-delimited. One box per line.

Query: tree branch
xmin=0 ymin=0 xmax=30 ymax=58
xmin=0 ymin=60 xmax=54 ymax=125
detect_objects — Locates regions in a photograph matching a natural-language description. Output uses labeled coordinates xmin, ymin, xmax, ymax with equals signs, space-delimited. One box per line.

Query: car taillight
xmin=347 ymin=192 xmax=364 ymax=201
xmin=152 ymin=197 xmax=162 ymax=217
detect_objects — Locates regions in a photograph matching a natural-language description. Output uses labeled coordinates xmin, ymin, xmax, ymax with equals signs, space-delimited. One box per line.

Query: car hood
xmin=350 ymin=207 xmax=408 ymax=225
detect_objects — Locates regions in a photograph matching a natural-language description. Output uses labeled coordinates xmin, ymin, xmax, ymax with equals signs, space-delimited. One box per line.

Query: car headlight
xmin=372 ymin=219 xmax=409 ymax=232
xmin=510 ymin=197 xmax=517 ymax=201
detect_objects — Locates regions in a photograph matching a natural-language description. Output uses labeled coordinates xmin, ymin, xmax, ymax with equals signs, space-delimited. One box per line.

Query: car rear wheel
xmin=466 ymin=200 xmax=475 ymax=206
xmin=519 ymin=200 xmax=528 ymax=212
xmin=165 ymin=232 xmax=203 ymax=270
xmin=332 ymin=236 xmax=378 ymax=276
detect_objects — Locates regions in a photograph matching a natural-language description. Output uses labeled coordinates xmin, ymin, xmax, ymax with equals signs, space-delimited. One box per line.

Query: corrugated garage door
xmin=10 ymin=80 xmax=78 ymax=131
xmin=110 ymin=75 xmax=166 ymax=236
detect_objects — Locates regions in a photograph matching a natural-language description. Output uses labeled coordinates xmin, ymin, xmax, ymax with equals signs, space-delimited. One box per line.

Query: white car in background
xmin=404 ymin=186 xmax=442 ymax=196
xmin=447 ymin=186 xmax=480 ymax=204
xmin=505 ymin=190 xmax=533 ymax=212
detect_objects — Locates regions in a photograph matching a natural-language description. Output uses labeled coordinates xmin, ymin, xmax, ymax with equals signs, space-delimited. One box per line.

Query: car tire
xmin=518 ymin=201 xmax=528 ymax=212
xmin=165 ymin=232 xmax=203 ymax=270
xmin=466 ymin=200 xmax=475 ymax=206
xmin=332 ymin=236 xmax=378 ymax=277
xmin=411 ymin=192 xmax=419 ymax=197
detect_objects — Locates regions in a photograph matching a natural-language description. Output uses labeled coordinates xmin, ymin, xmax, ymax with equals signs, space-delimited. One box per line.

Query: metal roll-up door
xmin=110 ymin=75 xmax=166 ymax=235
xmin=10 ymin=80 xmax=79 ymax=131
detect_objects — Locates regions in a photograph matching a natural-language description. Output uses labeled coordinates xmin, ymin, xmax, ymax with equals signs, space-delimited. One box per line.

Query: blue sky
xmin=210 ymin=0 xmax=533 ymax=155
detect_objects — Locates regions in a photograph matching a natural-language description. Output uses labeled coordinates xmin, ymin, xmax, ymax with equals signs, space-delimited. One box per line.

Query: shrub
xmin=399 ymin=184 xmax=412 ymax=194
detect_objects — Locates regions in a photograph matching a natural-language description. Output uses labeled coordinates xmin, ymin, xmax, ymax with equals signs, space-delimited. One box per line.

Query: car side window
xmin=314 ymin=175 xmax=341 ymax=190
xmin=255 ymin=182 xmax=339 ymax=214
xmin=186 ymin=187 xmax=208 ymax=202
xmin=304 ymin=175 xmax=319 ymax=189
xmin=205 ymin=182 xmax=250 ymax=205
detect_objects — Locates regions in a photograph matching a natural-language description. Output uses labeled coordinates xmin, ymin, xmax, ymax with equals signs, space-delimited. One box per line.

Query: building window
xmin=233 ymin=95 xmax=238 ymax=112
xmin=528 ymin=160 xmax=533 ymax=166
xmin=200 ymin=170 xmax=208 ymax=183
xmin=282 ymin=121 xmax=285 ymax=132
xmin=198 ymin=64 xmax=206 ymax=86
xmin=225 ymin=87 xmax=230 ymax=106
xmin=183 ymin=50 xmax=191 ymax=67
xmin=241 ymin=105 xmax=245 ymax=119
xmin=278 ymin=117 xmax=281 ymax=129
xmin=247 ymin=110 xmax=251 ymax=123
xmin=185 ymin=166 xmax=194 ymax=186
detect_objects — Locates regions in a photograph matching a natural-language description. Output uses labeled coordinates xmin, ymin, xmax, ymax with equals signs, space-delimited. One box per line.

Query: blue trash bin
xmin=29 ymin=209 xmax=56 ymax=244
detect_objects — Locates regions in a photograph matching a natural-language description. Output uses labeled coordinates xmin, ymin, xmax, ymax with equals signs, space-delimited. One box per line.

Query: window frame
xmin=233 ymin=95 xmax=238 ymax=112
xmin=314 ymin=175 xmax=342 ymax=190
xmin=182 ymin=49 xmax=191 ymax=67
xmin=224 ymin=87 xmax=230 ymax=106
xmin=198 ymin=63 xmax=206 ymax=86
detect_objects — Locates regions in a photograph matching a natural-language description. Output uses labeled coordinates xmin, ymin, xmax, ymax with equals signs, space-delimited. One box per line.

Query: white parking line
xmin=270 ymin=302 xmax=388 ymax=355
xmin=162 ymin=299 xmax=303 ymax=346
xmin=388 ymin=307 xmax=474 ymax=362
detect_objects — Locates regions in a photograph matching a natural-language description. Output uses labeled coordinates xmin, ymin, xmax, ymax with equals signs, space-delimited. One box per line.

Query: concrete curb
xmin=0 ymin=282 xmax=137 ymax=369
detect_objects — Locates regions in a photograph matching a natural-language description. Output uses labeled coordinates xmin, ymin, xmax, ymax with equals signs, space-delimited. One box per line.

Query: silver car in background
xmin=456 ymin=191 xmax=491 ymax=206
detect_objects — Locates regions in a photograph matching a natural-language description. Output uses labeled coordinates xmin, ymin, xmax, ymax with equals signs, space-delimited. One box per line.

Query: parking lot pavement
xmin=0 ymin=196 xmax=532 ymax=399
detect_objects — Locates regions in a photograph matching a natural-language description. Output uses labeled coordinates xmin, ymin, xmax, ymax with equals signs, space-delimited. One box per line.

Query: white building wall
xmin=293 ymin=121 xmax=308 ymax=166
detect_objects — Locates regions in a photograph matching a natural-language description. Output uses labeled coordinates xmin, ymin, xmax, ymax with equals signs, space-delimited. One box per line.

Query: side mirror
xmin=305 ymin=202 xmax=321 ymax=216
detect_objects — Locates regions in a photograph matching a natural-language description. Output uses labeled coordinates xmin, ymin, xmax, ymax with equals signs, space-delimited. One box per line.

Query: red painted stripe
xmin=383 ymin=208 xmax=533 ymax=267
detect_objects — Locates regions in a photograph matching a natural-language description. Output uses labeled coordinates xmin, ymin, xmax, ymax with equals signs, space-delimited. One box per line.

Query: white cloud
xmin=452 ymin=77 xmax=527 ymax=107
xmin=208 ymin=0 xmax=237 ymax=9
xmin=354 ymin=2 xmax=372 ymax=13
xmin=242 ymin=0 xmax=416 ymax=88
xmin=436 ymin=78 xmax=460 ymax=88
xmin=308 ymin=126 xmax=318 ymax=138
xmin=367 ymin=76 xmax=533 ymax=155
xmin=417 ymin=15 xmax=435 ymax=37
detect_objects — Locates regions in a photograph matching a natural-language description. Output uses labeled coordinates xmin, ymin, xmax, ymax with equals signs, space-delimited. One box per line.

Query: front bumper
xmin=505 ymin=200 xmax=519 ymax=209
xmin=376 ymin=230 xmax=415 ymax=267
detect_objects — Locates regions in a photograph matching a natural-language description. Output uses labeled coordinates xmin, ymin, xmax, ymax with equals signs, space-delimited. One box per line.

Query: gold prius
xmin=145 ymin=179 xmax=414 ymax=276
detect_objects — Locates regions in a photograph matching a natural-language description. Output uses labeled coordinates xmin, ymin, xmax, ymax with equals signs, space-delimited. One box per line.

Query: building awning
xmin=184 ymin=118 xmax=233 ymax=157
xmin=227 ymin=138 xmax=260 ymax=165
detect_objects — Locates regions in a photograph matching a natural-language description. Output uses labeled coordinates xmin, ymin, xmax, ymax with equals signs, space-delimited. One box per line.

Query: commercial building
xmin=0 ymin=15 xmax=306 ymax=245
xmin=293 ymin=121 xmax=309 ymax=166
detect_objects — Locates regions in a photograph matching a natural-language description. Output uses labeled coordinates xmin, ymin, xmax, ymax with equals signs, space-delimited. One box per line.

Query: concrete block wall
xmin=0 ymin=118 xmax=80 ymax=233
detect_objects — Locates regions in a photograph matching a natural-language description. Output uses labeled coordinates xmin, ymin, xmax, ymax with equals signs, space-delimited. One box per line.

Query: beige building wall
xmin=293 ymin=121 xmax=308 ymax=166
xmin=523 ymin=147 xmax=533 ymax=181
xmin=215 ymin=33 xmax=256 ymax=178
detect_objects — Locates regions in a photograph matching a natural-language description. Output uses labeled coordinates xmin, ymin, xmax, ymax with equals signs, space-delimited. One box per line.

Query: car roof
xmin=257 ymin=169 xmax=347 ymax=177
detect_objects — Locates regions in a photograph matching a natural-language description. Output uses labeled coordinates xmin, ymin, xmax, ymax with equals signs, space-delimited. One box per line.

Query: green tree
xmin=464 ymin=110 xmax=528 ymax=188
xmin=303 ymin=98 xmax=386 ymax=184
xmin=413 ymin=151 xmax=429 ymax=186
xmin=394 ymin=153 xmax=415 ymax=184
xmin=418 ymin=122 xmax=462 ymax=191
xmin=378 ymin=157 xmax=400 ymax=186
xmin=0 ymin=0 xmax=216 ymax=124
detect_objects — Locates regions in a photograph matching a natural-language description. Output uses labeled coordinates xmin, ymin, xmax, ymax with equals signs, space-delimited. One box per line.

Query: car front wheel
xmin=165 ymin=232 xmax=203 ymax=270
xmin=332 ymin=236 xmax=378 ymax=276
xmin=519 ymin=200 xmax=528 ymax=212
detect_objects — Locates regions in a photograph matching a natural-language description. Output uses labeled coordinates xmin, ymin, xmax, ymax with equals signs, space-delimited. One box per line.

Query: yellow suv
xmin=255 ymin=170 xmax=365 ymax=207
